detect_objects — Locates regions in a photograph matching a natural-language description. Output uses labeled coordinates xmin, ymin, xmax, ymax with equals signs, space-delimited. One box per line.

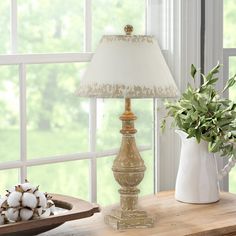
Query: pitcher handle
xmin=217 ymin=155 xmax=236 ymax=180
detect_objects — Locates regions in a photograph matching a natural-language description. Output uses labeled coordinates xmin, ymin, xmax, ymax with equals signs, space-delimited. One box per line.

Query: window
xmin=223 ymin=0 xmax=236 ymax=193
xmin=0 ymin=0 xmax=154 ymax=206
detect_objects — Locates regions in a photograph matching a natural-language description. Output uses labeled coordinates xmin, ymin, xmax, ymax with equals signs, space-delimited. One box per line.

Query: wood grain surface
xmin=39 ymin=191 xmax=236 ymax=236
xmin=0 ymin=193 xmax=100 ymax=236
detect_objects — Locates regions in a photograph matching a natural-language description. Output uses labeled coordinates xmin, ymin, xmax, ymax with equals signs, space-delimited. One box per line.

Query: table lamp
xmin=77 ymin=25 xmax=179 ymax=229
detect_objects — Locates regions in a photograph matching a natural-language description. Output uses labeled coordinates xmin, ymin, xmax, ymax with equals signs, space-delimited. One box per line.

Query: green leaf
xmin=223 ymin=74 xmax=236 ymax=92
xmin=201 ymin=74 xmax=207 ymax=83
xmin=202 ymin=77 xmax=218 ymax=87
xmin=161 ymin=119 xmax=166 ymax=133
xmin=163 ymin=63 xmax=236 ymax=159
xmin=209 ymin=62 xmax=221 ymax=76
xmin=208 ymin=138 xmax=222 ymax=153
xmin=191 ymin=64 xmax=197 ymax=79
xmin=194 ymin=129 xmax=201 ymax=143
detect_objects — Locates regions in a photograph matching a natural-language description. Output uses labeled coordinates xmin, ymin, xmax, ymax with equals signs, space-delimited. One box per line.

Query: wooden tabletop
xmin=39 ymin=191 xmax=236 ymax=236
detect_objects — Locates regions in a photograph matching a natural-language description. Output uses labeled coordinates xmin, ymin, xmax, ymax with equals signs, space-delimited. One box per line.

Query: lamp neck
xmin=120 ymin=98 xmax=137 ymax=135
xmin=125 ymin=98 xmax=131 ymax=112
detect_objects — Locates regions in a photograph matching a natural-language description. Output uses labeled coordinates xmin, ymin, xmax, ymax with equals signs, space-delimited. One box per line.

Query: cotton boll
xmin=0 ymin=196 xmax=8 ymax=208
xmin=0 ymin=196 xmax=7 ymax=204
xmin=4 ymin=181 xmax=53 ymax=222
xmin=33 ymin=207 xmax=43 ymax=219
xmin=34 ymin=191 xmax=47 ymax=208
xmin=7 ymin=191 xmax=22 ymax=207
xmin=47 ymin=200 xmax=56 ymax=214
xmin=50 ymin=205 xmax=56 ymax=215
xmin=20 ymin=183 xmax=33 ymax=192
xmin=22 ymin=193 xmax=37 ymax=209
xmin=6 ymin=208 xmax=19 ymax=222
xmin=0 ymin=214 xmax=5 ymax=225
xmin=40 ymin=208 xmax=50 ymax=218
xmin=7 ymin=187 xmax=15 ymax=194
xmin=37 ymin=207 xmax=43 ymax=216
xmin=20 ymin=208 xmax=33 ymax=221
xmin=15 ymin=185 xmax=24 ymax=193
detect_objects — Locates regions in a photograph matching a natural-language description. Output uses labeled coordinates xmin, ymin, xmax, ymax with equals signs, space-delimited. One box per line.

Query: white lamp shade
xmin=77 ymin=35 xmax=179 ymax=98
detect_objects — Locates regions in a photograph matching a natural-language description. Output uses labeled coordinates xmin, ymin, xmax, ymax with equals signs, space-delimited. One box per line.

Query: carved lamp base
xmin=105 ymin=209 xmax=154 ymax=230
xmin=104 ymin=98 xmax=155 ymax=230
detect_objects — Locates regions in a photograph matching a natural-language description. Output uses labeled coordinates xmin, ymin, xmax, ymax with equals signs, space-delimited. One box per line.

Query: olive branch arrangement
xmin=162 ymin=63 xmax=236 ymax=159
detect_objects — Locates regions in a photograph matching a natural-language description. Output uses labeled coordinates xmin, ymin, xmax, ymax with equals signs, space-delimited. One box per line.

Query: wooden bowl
xmin=0 ymin=193 xmax=100 ymax=236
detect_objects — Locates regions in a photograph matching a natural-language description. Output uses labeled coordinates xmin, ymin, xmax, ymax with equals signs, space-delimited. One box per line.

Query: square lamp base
xmin=104 ymin=208 xmax=154 ymax=230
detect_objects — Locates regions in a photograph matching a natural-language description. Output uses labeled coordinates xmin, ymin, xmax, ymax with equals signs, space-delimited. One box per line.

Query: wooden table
xmin=39 ymin=191 xmax=236 ymax=236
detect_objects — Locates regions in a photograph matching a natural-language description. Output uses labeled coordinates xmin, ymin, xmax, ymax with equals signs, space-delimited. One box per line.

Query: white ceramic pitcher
xmin=175 ymin=130 xmax=236 ymax=204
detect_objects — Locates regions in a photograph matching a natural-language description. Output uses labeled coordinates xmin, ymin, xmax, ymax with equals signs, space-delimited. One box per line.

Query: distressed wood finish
xmin=39 ymin=191 xmax=236 ymax=236
xmin=105 ymin=98 xmax=154 ymax=229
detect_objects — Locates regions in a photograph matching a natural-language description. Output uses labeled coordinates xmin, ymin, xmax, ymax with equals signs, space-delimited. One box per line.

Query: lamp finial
xmin=124 ymin=25 xmax=133 ymax=35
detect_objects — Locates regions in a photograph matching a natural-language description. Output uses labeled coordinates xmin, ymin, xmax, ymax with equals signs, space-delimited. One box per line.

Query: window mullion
xmin=19 ymin=63 xmax=27 ymax=182
xmin=223 ymin=51 xmax=229 ymax=97
xmin=10 ymin=0 xmax=18 ymax=53
xmin=0 ymin=53 xmax=93 ymax=65
xmin=85 ymin=0 xmax=97 ymax=203
xmin=205 ymin=0 xmax=225 ymax=191
xmin=153 ymin=98 xmax=160 ymax=193
xmin=89 ymin=98 xmax=97 ymax=203
xmin=85 ymin=0 xmax=92 ymax=52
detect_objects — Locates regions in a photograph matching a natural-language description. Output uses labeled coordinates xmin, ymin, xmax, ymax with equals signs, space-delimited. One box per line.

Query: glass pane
xmin=27 ymin=160 xmax=89 ymax=200
xmin=27 ymin=63 xmax=89 ymax=159
xmin=97 ymin=99 xmax=153 ymax=151
xmin=92 ymin=0 xmax=146 ymax=49
xmin=224 ymin=0 xmax=236 ymax=48
xmin=18 ymin=0 xmax=84 ymax=53
xmin=228 ymin=57 xmax=236 ymax=102
xmin=133 ymin=99 xmax=154 ymax=148
xmin=97 ymin=155 xmax=119 ymax=206
xmin=96 ymin=99 xmax=122 ymax=151
xmin=0 ymin=66 xmax=19 ymax=162
xmin=0 ymin=1 xmax=10 ymax=54
xmin=97 ymin=150 xmax=154 ymax=206
xmin=228 ymin=57 xmax=236 ymax=192
xmin=139 ymin=150 xmax=154 ymax=197
xmin=0 ymin=169 xmax=19 ymax=194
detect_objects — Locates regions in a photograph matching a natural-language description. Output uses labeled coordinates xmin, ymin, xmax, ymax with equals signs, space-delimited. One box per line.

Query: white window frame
xmin=222 ymin=46 xmax=236 ymax=191
xmin=0 ymin=0 xmax=153 ymax=203
xmin=164 ymin=0 xmax=230 ymax=192
xmin=204 ymin=0 xmax=230 ymax=191
xmin=147 ymin=0 xmax=202 ymax=191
